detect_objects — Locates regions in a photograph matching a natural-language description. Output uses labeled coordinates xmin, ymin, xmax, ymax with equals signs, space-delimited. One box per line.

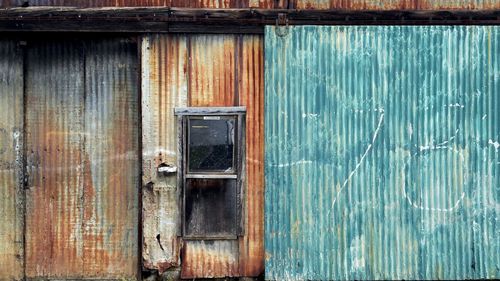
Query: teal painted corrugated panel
xmin=265 ymin=26 xmax=499 ymax=280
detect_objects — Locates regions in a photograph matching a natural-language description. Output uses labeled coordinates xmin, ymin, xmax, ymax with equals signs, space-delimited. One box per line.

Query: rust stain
xmin=189 ymin=35 xmax=236 ymax=107
xmin=142 ymin=34 xmax=265 ymax=278
xmin=237 ymin=34 xmax=265 ymax=277
xmin=181 ymin=240 xmax=239 ymax=278
xmin=24 ymin=39 xmax=139 ymax=279
xmin=141 ymin=34 xmax=187 ymax=273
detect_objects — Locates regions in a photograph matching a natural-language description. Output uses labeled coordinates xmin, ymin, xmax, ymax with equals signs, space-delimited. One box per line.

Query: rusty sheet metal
xmin=25 ymin=38 xmax=139 ymax=279
xmin=181 ymin=240 xmax=239 ymax=278
xmin=188 ymin=35 xmax=236 ymax=107
xmin=296 ymin=0 xmax=500 ymax=9
xmin=141 ymin=33 xmax=264 ymax=278
xmin=1 ymin=0 xmax=498 ymax=9
xmin=141 ymin=34 xmax=188 ymax=273
xmin=265 ymin=25 xmax=499 ymax=280
xmin=0 ymin=40 xmax=24 ymax=281
xmin=1 ymin=0 xmax=250 ymax=8
xmin=237 ymin=34 xmax=265 ymax=277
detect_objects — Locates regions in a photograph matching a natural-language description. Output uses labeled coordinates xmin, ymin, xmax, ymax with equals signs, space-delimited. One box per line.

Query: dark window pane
xmin=188 ymin=117 xmax=235 ymax=172
xmin=184 ymin=179 xmax=237 ymax=237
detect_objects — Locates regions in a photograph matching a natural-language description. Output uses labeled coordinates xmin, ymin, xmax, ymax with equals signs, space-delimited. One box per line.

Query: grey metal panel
xmin=0 ymin=40 xmax=24 ymax=281
xmin=24 ymin=38 xmax=139 ymax=279
xmin=265 ymin=26 xmax=500 ymax=280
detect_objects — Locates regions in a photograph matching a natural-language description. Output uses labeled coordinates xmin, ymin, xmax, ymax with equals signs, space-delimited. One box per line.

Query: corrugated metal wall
xmin=0 ymin=40 xmax=24 ymax=281
xmin=141 ymin=33 xmax=264 ymax=278
xmin=265 ymin=25 xmax=499 ymax=280
xmin=0 ymin=0 xmax=498 ymax=9
xmin=24 ymin=38 xmax=139 ymax=279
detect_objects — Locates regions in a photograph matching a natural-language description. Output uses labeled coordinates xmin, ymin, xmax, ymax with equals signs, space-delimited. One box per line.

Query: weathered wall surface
xmin=0 ymin=0 xmax=498 ymax=9
xmin=24 ymin=38 xmax=140 ymax=279
xmin=141 ymin=33 xmax=264 ymax=278
xmin=0 ymin=40 xmax=24 ymax=281
xmin=265 ymin=25 xmax=499 ymax=280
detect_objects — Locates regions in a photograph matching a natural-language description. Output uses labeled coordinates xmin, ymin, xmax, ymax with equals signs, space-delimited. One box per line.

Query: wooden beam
xmin=0 ymin=7 xmax=498 ymax=33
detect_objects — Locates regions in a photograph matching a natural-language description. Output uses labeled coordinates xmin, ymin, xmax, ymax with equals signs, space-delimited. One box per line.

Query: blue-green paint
xmin=265 ymin=26 xmax=499 ymax=280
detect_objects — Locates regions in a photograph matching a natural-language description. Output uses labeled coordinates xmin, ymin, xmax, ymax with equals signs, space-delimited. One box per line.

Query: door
xmin=24 ymin=38 xmax=140 ymax=279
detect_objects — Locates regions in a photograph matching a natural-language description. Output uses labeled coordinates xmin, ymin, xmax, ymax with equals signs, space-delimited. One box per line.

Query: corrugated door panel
xmin=265 ymin=26 xmax=499 ymax=280
xmin=188 ymin=35 xmax=236 ymax=107
xmin=83 ymin=38 xmax=139 ymax=278
xmin=237 ymin=34 xmax=265 ymax=277
xmin=25 ymin=38 xmax=139 ymax=279
xmin=141 ymin=33 xmax=265 ymax=278
xmin=182 ymin=33 xmax=239 ymax=279
xmin=25 ymin=41 xmax=86 ymax=277
xmin=141 ymin=34 xmax=188 ymax=273
xmin=0 ymin=40 xmax=24 ymax=281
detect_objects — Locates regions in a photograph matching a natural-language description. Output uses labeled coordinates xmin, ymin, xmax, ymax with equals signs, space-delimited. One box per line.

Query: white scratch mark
xmin=408 ymin=123 xmax=413 ymax=139
xmin=482 ymin=114 xmax=487 ymax=120
xmin=331 ymin=110 xmax=384 ymax=210
xmin=419 ymin=129 xmax=459 ymax=152
xmin=403 ymin=186 xmax=465 ymax=212
xmin=272 ymin=159 xmax=313 ymax=168
xmin=488 ymin=139 xmax=500 ymax=150
xmin=403 ymin=146 xmax=467 ymax=212
xmin=447 ymin=103 xmax=464 ymax=108
xmin=302 ymin=113 xmax=318 ymax=119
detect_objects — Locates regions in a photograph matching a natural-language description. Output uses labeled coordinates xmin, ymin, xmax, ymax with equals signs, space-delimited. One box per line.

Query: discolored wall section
xmin=265 ymin=25 xmax=500 ymax=280
xmin=24 ymin=38 xmax=140 ymax=279
xmin=141 ymin=33 xmax=264 ymax=278
xmin=0 ymin=40 xmax=24 ymax=281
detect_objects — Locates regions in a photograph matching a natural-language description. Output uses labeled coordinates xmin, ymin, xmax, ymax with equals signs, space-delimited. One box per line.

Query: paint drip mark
xmin=331 ymin=110 xmax=384 ymax=210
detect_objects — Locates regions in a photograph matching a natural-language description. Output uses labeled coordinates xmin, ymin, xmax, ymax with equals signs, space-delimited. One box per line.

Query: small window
xmin=188 ymin=116 xmax=236 ymax=173
xmin=175 ymin=107 xmax=245 ymax=239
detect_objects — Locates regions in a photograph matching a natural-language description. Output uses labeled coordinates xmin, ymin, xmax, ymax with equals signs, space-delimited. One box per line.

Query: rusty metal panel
xmin=25 ymin=40 xmax=86 ymax=277
xmin=141 ymin=33 xmax=265 ymax=278
xmin=296 ymin=0 xmax=500 ymax=9
xmin=141 ymin=34 xmax=188 ymax=273
xmin=265 ymin=25 xmax=500 ymax=280
xmin=25 ymin=38 xmax=139 ymax=279
xmin=189 ymin=35 xmax=237 ymax=107
xmin=297 ymin=0 xmax=415 ymax=9
xmin=181 ymin=240 xmax=240 ymax=278
xmin=237 ymin=34 xmax=265 ymax=277
xmin=0 ymin=40 xmax=24 ymax=281
xmin=82 ymin=38 xmax=140 ymax=278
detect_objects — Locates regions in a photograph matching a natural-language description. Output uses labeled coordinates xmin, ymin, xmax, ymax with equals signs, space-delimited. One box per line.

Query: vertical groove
xmin=265 ymin=26 xmax=499 ymax=280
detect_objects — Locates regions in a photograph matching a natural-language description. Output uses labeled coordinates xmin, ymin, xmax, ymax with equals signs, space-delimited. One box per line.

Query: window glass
xmin=188 ymin=117 xmax=235 ymax=172
xmin=184 ymin=179 xmax=237 ymax=237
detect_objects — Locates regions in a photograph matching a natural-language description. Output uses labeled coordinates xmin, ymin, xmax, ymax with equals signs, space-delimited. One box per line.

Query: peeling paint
xmin=265 ymin=26 xmax=500 ymax=280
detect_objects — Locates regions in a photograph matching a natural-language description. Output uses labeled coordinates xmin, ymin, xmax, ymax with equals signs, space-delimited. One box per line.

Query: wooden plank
xmin=0 ymin=7 xmax=497 ymax=33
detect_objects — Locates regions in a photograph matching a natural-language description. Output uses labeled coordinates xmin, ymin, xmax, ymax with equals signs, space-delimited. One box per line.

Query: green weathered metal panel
xmin=265 ymin=26 xmax=499 ymax=280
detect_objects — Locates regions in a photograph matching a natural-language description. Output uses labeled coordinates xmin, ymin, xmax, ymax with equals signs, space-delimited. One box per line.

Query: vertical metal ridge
xmin=238 ymin=34 xmax=265 ymax=277
xmin=0 ymin=39 xmax=24 ymax=281
xmin=25 ymin=40 xmax=85 ymax=277
xmin=265 ymin=26 xmax=499 ymax=280
xmin=189 ymin=35 xmax=236 ymax=107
